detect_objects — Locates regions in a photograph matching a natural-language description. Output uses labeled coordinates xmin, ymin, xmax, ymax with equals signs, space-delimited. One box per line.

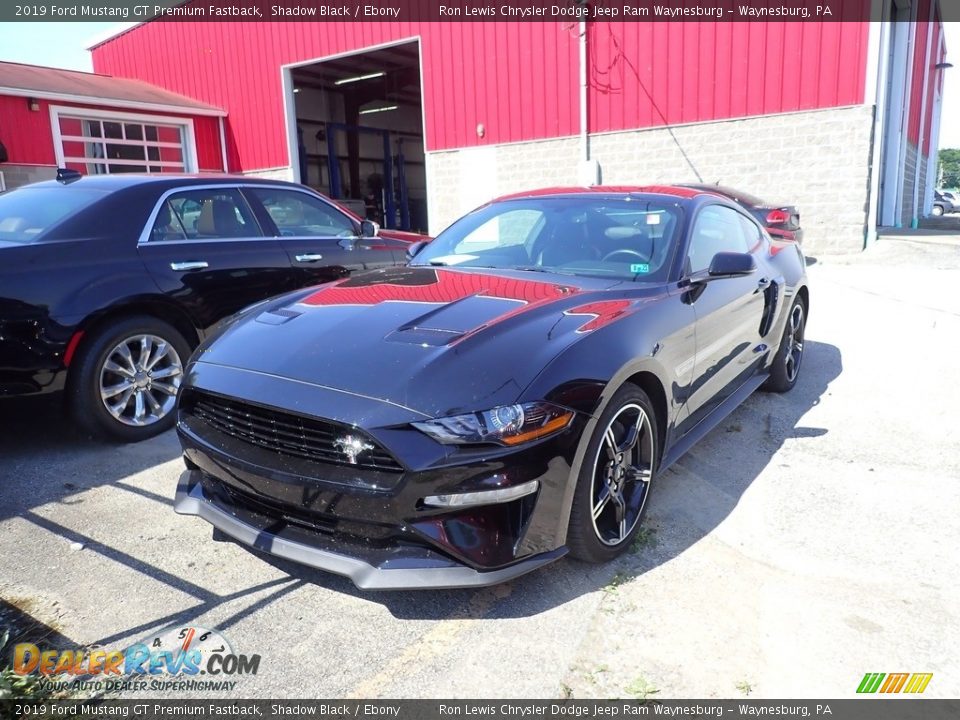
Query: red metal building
xmin=0 ymin=1 xmax=945 ymax=252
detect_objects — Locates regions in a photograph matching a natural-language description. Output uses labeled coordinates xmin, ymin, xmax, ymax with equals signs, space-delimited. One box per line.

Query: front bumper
xmin=174 ymin=469 xmax=565 ymax=590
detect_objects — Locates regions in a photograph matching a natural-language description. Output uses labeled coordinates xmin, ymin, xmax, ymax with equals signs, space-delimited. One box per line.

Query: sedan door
xmin=137 ymin=186 xmax=294 ymax=331
xmin=243 ymin=187 xmax=401 ymax=288
xmin=680 ymin=204 xmax=771 ymax=432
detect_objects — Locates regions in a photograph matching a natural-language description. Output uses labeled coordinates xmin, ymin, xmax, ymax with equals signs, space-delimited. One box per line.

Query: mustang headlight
xmin=412 ymin=402 xmax=574 ymax=446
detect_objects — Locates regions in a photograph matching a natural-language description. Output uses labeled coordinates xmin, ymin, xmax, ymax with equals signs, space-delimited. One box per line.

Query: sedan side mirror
xmin=707 ymin=251 xmax=756 ymax=278
xmin=406 ymin=241 xmax=427 ymax=260
xmin=360 ymin=219 xmax=379 ymax=238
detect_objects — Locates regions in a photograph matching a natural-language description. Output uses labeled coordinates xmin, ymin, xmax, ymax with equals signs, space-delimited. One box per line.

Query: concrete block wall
xmin=426 ymin=105 xmax=876 ymax=254
xmin=240 ymin=166 xmax=295 ymax=181
xmin=0 ymin=164 xmax=57 ymax=190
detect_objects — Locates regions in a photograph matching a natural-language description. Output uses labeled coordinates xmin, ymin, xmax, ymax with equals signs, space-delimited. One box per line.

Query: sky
xmin=2 ymin=21 xmax=960 ymax=150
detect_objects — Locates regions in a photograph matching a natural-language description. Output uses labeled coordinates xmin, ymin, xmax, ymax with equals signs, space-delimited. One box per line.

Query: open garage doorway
xmin=284 ymin=40 xmax=428 ymax=233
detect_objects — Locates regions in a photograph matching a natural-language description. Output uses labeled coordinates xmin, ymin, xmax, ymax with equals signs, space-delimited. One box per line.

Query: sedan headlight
xmin=412 ymin=402 xmax=574 ymax=446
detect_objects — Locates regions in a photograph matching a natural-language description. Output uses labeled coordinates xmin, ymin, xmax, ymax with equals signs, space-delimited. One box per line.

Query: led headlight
xmin=412 ymin=402 xmax=574 ymax=446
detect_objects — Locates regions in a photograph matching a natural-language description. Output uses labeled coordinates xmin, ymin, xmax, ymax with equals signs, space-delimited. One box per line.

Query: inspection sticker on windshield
xmin=646 ymin=214 xmax=661 ymax=224
xmin=630 ymin=263 xmax=650 ymax=274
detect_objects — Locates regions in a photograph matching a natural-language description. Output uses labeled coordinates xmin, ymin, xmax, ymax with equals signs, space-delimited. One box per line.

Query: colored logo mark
xmin=857 ymin=672 xmax=933 ymax=694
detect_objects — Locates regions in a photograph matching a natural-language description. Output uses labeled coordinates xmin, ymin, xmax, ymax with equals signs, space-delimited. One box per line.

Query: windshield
xmin=0 ymin=186 xmax=107 ymax=243
xmin=412 ymin=196 xmax=682 ymax=281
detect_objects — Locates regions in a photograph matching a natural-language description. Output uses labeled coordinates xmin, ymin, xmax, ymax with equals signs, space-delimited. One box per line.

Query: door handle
xmin=170 ymin=261 xmax=208 ymax=272
xmin=295 ymin=254 xmax=324 ymax=263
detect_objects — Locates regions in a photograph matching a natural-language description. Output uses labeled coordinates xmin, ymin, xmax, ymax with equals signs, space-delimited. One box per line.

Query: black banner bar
xmin=0 ymin=1 xmax=920 ymax=25
xmin=2 ymin=700 xmax=960 ymax=720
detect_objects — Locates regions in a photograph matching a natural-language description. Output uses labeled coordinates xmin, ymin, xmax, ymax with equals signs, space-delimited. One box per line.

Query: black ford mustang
xmin=175 ymin=185 xmax=809 ymax=589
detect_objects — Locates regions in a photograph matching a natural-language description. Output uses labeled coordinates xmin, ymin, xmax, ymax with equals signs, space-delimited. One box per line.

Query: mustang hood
xmin=193 ymin=267 xmax=635 ymax=418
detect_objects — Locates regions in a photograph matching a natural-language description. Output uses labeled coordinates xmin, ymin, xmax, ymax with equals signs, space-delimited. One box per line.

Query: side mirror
xmin=707 ymin=251 xmax=756 ymax=278
xmin=360 ymin=219 xmax=379 ymax=238
xmin=406 ymin=241 xmax=427 ymax=260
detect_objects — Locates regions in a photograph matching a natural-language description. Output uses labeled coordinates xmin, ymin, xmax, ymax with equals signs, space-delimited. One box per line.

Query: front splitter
xmin=174 ymin=470 xmax=566 ymax=590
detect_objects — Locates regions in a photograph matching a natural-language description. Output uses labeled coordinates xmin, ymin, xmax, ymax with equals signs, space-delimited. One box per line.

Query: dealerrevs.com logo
xmin=13 ymin=625 xmax=260 ymax=693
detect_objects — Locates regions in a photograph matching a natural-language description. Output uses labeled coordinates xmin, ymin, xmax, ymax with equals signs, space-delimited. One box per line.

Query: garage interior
xmin=289 ymin=41 xmax=428 ymax=232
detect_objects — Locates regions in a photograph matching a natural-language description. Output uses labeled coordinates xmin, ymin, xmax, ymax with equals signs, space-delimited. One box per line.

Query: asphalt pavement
xmin=1 ymin=237 xmax=958 ymax=699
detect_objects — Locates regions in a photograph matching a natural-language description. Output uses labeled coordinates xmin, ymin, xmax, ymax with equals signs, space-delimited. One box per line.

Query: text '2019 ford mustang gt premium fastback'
xmin=175 ymin=186 xmax=809 ymax=590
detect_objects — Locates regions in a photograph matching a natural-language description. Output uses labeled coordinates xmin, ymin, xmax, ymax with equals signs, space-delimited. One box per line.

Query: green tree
xmin=938 ymin=148 xmax=960 ymax=189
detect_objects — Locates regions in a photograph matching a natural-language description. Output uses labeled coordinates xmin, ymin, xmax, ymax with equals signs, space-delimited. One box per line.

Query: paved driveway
xmin=1 ymin=239 xmax=957 ymax=699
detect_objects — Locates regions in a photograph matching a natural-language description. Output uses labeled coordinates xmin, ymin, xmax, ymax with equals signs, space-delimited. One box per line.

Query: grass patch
xmin=602 ymin=570 xmax=635 ymax=595
xmin=0 ymin=596 xmax=76 ymax=702
xmin=736 ymin=680 xmax=754 ymax=696
xmin=625 ymin=676 xmax=659 ymax=700
xmin=630 ymin=527 xmax=658 ymax=553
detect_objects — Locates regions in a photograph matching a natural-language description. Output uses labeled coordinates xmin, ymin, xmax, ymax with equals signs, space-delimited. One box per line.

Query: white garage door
xmin=51 ymin=106 xmax=197 ymax=175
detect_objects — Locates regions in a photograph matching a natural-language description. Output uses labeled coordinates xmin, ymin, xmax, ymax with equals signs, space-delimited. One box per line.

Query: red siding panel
xmin=93 ymin=17 xmax=871 ymax=168
xmin=908 ymin=0 xmax=943 ymax=148
xmin=908 ymin=1 xmax=932 ymax=144
xmin=94 ymin=20 xmax=580 ymax=166
xmin=586 ymin=20 xmax=868 ymax=134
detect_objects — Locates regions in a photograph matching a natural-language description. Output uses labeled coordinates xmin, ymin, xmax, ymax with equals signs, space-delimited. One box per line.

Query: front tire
xmin=764 ymin=297 xmax=806 ymax=393
xmin=567 ymin=384 xmax=658 ymax=563
xmin=932 ymin=204 xmax=945 ymax=217
xmin=68 ymin=316 xmax=190 ymax=442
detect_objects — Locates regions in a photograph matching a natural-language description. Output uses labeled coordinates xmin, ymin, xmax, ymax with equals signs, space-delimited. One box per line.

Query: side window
xmin=248 ymin=188 xmax=355 ymax=238
xmin=150 ymin=188 xmax=261 ymax=240
xmin=737 ymin=213 xmax=763 ymax=251
xmin=687 ymin=205 xmax=752 ymax=273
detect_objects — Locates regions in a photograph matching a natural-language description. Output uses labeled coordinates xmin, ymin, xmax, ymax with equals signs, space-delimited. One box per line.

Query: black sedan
xmin=0 ymin=171 xmax=427 ymax=441
xmin=174 ymin=185 xmax=809 ymax=589
xmin=681 ymin=183 xmax=803 ymax=244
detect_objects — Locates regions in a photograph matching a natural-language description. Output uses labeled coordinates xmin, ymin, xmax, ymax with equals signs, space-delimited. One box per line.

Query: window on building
xmin=55 ymin=110 xmax=193 ymax=176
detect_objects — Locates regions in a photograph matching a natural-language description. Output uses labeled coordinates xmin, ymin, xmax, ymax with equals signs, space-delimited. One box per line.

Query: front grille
xmin=183 ymin=390 xmax=403 ymax=472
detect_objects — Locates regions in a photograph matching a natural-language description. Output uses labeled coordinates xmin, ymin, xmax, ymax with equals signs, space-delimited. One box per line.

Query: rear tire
xmin=764 ymin=297 xmax=806 ymax=393
xmin=68 ymin=316 xmax=190 ymax=442
xmin=567 ymin=383 xmax=658 ymax=563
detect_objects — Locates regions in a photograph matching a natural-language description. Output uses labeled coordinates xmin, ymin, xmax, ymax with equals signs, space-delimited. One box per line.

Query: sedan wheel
xmin=99 ymin=334 xmax=183 ymax=427
xmin=932 ymin=204 xmax=944 ymax=216
xmin=568 ymin=384 xmax=659 ymax=563
xmin=69 ymin=316 xmax=192 ymax=442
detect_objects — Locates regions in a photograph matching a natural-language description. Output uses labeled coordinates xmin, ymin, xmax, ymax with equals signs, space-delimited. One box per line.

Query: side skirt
xmin=660 ymin=373 xmax=768 ymax=472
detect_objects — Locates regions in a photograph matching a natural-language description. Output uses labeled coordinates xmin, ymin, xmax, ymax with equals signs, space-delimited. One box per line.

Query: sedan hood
xmin=194 ymin=266 xmax=633 ymax=418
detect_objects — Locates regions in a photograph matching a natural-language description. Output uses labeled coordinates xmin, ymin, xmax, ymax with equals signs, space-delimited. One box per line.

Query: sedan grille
xmin=183 ymin=391 xmax=403 ymax=472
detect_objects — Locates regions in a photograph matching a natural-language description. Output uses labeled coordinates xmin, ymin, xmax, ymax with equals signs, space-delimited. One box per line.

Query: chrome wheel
xmin=590 ymin=403 xmax=654 ymax=546
xmin=99 ymin=334 xmax=183 ymax=427
xmin=784 ymin=303 xmax=805 ymax=383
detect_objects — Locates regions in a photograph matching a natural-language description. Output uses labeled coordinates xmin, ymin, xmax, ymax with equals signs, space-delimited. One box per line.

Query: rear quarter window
xmin=0 ymin=187 xmax=107 ymax=243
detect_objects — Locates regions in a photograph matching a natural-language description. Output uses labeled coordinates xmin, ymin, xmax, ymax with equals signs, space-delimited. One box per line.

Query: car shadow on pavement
xmin=0 ymin=394 xmax=181 ymax=524
xmin=250 ymin=340 xmax=842 ymax=621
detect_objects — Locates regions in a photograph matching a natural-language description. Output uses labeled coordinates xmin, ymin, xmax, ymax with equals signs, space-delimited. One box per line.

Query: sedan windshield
xmin=412 ymin=196 xmax=682 ymax=281
xmin=0 ymin=187 xmax=106 ymax=243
